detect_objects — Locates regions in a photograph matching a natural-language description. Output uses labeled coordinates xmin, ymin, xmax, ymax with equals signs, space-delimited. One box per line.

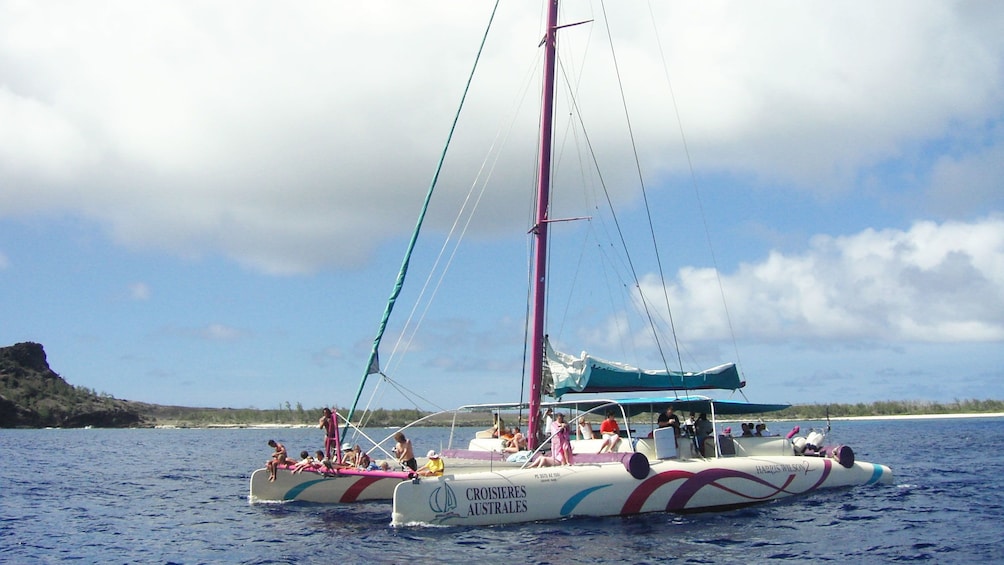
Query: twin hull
xmin=248 ymin=459 xmax=521 ymax=503
xmin=249 ymin=468 xmax=405 ymax=503
xmin=391 ymin=455 xmax=893 ymax=526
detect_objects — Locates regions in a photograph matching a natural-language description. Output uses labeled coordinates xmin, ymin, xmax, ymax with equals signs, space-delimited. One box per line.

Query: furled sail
xmin=545 ymin=338 xmax=745 ymax=398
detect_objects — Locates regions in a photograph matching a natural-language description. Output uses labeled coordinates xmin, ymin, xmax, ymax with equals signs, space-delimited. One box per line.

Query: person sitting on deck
xmin=266 ymin=439 xmax=287 ymax=482
xmin=342 ymin=446 xmax=358 ymax=468
xmin=417 ymin=450 xmax=444 ymax=476
xmin=694 ymin=413 xmax=714 ymax=456
xmin=315 ymin=450 xmax=334 ymax=472
xmin=291 ymin=451 xmax=316 ymax=474
xmin=483 ymin=413 xmax=505 ymax=438
xmin=526 ymin=454 xmax=560 ymax=468
xmin=577 ymin=417 xmax=596 ymax=440
xmin=684 ymin=412 xmax=696 ymax=436
xmin=358 ymin=448 xmax=378 ymax=470
xmin=349 ymin=445 xmax=374 ymax=470
xmin=504 ymin=427 xmax=527 ymax=453
xmin=597 ymin=412 xmax=621 ymax=453
xmin=500 ymin=427 xmax=515 ymax=448
xmin=741 ymin=423 xmax=753 ymax=437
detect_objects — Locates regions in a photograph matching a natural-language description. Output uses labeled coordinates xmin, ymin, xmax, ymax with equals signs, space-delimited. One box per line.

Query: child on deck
xmin=291 ymin=451 xmax=315 ymax=474
xmin=315 ymin=450 xmax=334 ymax=472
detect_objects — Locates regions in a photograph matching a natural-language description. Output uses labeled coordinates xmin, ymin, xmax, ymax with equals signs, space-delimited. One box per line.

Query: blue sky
xmin=1 ymin=1 xmax=1002 ymax=411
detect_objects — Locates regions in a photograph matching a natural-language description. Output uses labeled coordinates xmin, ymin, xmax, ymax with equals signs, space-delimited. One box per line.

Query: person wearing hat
xmin=416 ymin=450 xmax=445 ymax=477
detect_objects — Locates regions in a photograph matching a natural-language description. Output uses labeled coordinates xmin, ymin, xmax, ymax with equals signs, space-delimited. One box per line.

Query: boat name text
xmin=754 ymin=462 xmax=810 ymax=475
xmin=464 ymin=485 xmax=528 ymax=516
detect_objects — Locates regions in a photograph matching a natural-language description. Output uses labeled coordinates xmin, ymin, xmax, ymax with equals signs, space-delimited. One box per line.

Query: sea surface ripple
xmin=2 ymin=418 xmax=1003 ymax=563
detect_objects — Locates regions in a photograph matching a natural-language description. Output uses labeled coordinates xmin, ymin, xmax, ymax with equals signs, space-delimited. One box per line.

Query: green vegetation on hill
xmin=0 ymin=342 xmax=147 ymax=428
xmin=137 ymin=403 xmax=440 ymax=428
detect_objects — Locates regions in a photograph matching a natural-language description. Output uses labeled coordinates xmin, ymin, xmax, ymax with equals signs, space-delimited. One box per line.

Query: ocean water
xmin=2 ymin=417 xmax=1003 ymax=564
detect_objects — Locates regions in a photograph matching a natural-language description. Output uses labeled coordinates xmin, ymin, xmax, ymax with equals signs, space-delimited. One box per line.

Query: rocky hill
xmin=0 ymin=342 xmax=148 ymax=428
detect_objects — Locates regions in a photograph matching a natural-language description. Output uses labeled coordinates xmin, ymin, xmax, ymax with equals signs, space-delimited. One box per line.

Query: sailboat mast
xmin=527 ymin=0 xmax=559 ymax=450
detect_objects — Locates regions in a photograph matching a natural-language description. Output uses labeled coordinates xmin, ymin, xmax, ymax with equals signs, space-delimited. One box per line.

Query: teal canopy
xmin=545 ymin=340 xmax=745 ymax=398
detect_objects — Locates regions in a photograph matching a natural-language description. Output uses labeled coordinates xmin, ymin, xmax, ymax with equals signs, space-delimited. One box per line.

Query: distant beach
xmin=829 ymin=412 xmax=1004 ymax=421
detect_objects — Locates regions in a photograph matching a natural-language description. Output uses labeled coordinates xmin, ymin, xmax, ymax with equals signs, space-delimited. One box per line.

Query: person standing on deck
xmin=551 ymin=413 xmax=574 ymax=465
xmin=663 ymin=406 xmax=681 ymax=437
xmin=319 ymin=408 xmax=337 ymax=460
xmin=393 ymin=431 xmax=417 ymax=472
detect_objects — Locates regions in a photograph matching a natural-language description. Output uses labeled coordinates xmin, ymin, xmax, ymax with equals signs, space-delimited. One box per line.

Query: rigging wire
xmin=387 ymin=29 xmax=543 ymax=385
xmin=546 ymin=1 xmax=678 ymax=379
xmin=646 ymin=1 xmax=745 ymax=377
xmin=343 ymin=0 xmax=502 ymax=432
xmin=594 ymin=1 xmax=682 ymax=379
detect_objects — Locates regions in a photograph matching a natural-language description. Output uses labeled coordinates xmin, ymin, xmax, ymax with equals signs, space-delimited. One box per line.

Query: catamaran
xmin=389 ymin=0 xmax=892 ymax=526
xmin=251 ymin=1 xmax=893 ymax=521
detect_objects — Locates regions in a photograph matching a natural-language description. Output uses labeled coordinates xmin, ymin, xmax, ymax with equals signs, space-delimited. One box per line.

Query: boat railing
xmin=338 ymin=409 xmax=458 ymax=463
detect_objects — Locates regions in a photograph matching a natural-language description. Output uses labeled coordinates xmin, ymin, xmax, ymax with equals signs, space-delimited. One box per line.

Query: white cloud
xmin=646 ymin=217 xmax=1004 ymax=344
xmin=0 ymin=1 xmax=1001 ymax=274
xmin=0 ymin=86 xmax=98 ymax=191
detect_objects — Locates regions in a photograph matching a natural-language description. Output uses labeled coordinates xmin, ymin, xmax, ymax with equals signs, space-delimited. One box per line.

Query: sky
xmin=1 ymin=1 xmax=1002 ymax=412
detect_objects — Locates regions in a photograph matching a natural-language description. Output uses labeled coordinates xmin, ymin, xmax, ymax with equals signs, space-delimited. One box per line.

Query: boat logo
xmin=429 ymin=483 xmax=458 ymax=514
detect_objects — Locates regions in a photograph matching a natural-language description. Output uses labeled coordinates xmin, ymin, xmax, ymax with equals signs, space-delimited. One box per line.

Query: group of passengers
xmin=499 ymin=426 xmax=529 ymax=453
xmin=392 ymin=430 xmax=445 ymax=477
xmin=265 ymin=440 xmax=335 ymax=482
xmin=262 ymin=409 xmax=446 ymax=482
xmin=731 ymin=422 xmax=773 ymax=437
xmin=263 ymin=440 xmax=394 ymax=482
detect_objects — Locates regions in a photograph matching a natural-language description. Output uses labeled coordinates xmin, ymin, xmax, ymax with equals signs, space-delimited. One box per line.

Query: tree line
xmin=141 ymin=398 xmax=1004 ymax=428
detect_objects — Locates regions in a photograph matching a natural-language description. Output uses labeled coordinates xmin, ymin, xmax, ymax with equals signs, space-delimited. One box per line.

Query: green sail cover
xmin=545 ymin=340 xmax=745 ymax=398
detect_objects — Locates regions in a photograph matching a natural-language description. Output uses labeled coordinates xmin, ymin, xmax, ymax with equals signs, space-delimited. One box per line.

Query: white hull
xmin=249 ymin=468 xmax=408 ymax=503
xmin=249 ymin=459 xmax=526 ymax=503
xmin=391 ymin=455 xmax=893 ymax=526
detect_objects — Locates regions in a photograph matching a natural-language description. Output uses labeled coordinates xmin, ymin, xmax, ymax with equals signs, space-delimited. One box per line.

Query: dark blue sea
xmin=3 ymin=417 xmax=1003 ymax=564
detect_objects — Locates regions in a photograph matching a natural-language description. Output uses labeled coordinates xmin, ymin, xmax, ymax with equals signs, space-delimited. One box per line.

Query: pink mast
xmin=527 ymin=0 xmax=559 ymax=450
